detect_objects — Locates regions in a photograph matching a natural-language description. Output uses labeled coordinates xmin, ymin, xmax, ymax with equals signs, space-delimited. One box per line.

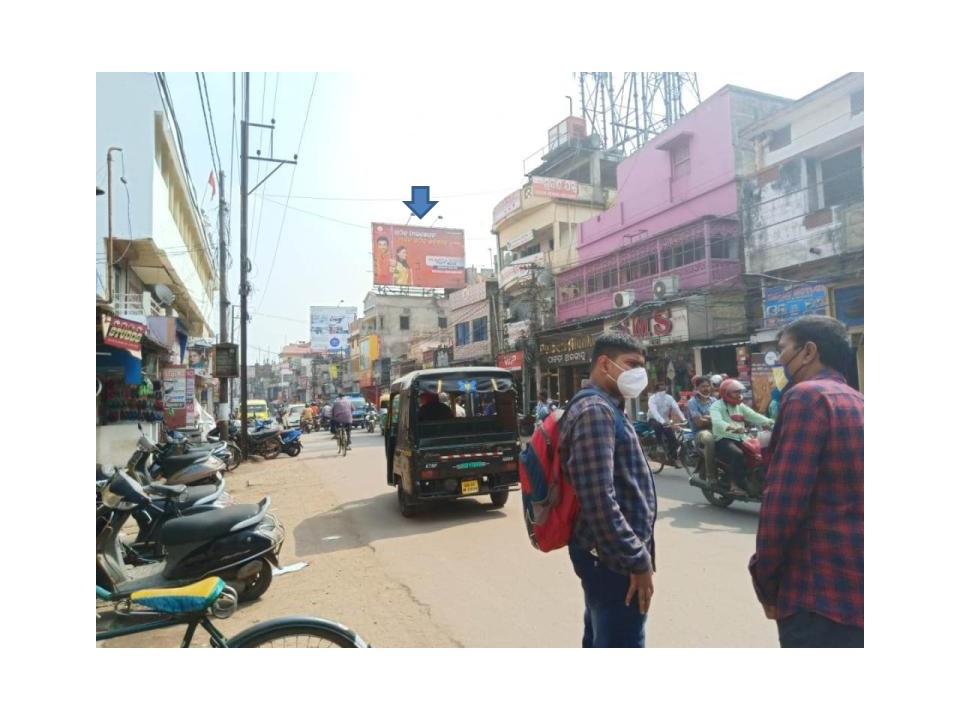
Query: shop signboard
xmin=763 ymin=283 xmax=828 ymax=329
xmin=213 ymin=343 xmax=239 ymax=378
xmin=612 ymin=307 xmax=689 ymax=345
xmin=497 ymin=350 xmax=523 ymax=371
xmin=493 ymin=189 xmax=522 ymax=225
xmin=505 ymin=229 xmax=535 ymax=251
xmin=531 ymin=175 xmax=579 ymax=200
xmin=539 ymin=332 xmax=601 ymax=368
xmin=102 ymin=314 xmax=147 ymax=356
xmin=162 ymin=367 xmax=195 ymax=427
xmin=832 ymin=285 xmax=864 ymax=328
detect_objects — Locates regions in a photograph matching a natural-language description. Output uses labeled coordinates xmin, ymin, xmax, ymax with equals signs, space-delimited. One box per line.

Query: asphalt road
xmin=99 ymin=425 xmax=778 ymax=647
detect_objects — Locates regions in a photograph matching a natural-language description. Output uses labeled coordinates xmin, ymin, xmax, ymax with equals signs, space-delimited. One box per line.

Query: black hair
xmin=396 ymin=246 xmax=410 ymax=268
xmin=590 ymin=333 xmax=645 ymax=369
xmin=778 ymin=316 xmax=851 ymax=374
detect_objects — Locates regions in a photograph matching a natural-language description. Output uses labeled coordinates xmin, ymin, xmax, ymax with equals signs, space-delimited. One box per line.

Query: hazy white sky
xmin=162 ymin=71 xmax=844 ymax=360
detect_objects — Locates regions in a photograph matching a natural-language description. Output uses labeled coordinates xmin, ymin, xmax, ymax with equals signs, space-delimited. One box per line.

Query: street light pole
xmin=239 ymin=73 xmax=250 ymax=455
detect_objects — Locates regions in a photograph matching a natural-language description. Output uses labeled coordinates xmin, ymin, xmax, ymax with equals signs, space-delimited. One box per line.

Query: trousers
xmin=569 ymin=543 xmax=647 ymax=648
xmin=777 ymin=611 xmax=864 ymax=648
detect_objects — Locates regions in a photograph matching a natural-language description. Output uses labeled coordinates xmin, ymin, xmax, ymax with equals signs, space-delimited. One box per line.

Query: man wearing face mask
xmin=686 ymin=376 xmax=717 ymax=479
xmin=748 ymin=316 xmax=863 ymax=647
xmin=558 ymin=333 xmax=656 ymax=648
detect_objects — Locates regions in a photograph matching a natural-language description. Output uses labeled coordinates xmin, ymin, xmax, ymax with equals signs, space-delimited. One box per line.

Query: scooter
xmin=97 ymin=468 xmax=283 ymax=603
xmin=279 ymin=427 xmax=303 ymax=457
xmin=687 ymin=427 xmax=770 ymax=507
xmin=163 ymin=429 xmax=241 ymax=472
xmin=365 ymin=410 xmax=378 ymax=433
xmin=245 ymin=420 xmax=283 ymax=459
xmin=127 ymin=434 xmax=227 ymax=488
xmin=299 ymin=417 xmax=313 ymax=434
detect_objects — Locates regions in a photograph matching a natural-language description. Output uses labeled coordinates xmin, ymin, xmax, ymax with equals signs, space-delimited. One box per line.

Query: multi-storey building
xmin=740 ymin=72 xmax=864 ymax=394
xmin=96 ymin=72 xmax=218 ymax=462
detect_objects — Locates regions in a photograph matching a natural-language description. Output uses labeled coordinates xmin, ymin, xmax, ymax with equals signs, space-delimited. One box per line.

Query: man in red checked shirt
xmin=749 ymin=316 xmax=864 ymax=647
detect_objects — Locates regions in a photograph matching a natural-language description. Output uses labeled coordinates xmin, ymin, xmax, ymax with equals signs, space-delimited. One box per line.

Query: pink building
xmin=545 ymin=86 xmax=791 ymax=395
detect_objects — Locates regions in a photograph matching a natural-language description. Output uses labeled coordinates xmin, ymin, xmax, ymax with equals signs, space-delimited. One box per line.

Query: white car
xmin=283 ymin=404 xmax=305 ymax=429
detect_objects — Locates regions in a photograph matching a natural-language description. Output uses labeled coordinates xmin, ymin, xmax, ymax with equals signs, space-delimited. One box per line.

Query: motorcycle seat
xmin=159 ymin=502 xmax=266 ymax=545
xmin=249 ymin=428 xmax=279 ymax=439
xmin=157 ymin=453 xmax=213 ymax=475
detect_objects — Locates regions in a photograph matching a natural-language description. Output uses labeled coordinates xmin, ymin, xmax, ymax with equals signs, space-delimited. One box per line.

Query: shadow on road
xmin=294 ymin=488 xmax=509 ymax=556
xmin=656 ymin=499 xmax=759 ymax=536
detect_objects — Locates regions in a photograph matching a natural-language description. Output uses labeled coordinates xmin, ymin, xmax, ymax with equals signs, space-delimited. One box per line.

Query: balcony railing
xmin=112 ymin=292 xmax=164 ymax=318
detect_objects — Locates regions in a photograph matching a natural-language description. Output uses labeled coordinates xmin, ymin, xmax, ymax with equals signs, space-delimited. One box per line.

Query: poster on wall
xmin=162 ymin=367 xmax=196 ymax=428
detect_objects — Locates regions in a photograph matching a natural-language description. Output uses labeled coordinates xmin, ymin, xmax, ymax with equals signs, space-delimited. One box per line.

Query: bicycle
xmin=96 ymin=576 xmax=369 ymax=648
xmin=336 ymin=425 xmax=349 ymax=456
xmin=635 ymin=420 xmax=690 ymax=475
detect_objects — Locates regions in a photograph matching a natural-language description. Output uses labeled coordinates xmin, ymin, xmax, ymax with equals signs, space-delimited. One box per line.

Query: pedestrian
xmin=560 ymin=333 xmax=656 ymax=647
xmin=748 ymin=316 xmax=864 ymax=648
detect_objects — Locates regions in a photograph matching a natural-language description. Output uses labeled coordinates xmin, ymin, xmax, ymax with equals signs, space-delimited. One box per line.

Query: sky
xmin=159 ymin=70 xmax=844 ymax=362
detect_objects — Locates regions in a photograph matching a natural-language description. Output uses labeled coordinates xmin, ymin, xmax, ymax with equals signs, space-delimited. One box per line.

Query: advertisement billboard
xmin=763 ymin=283 xmax=828 ymax=329
xmin=371 ymin=223 xmax=466 ymax=289
xmin=310 ymin=305 xmax=357 ymax=353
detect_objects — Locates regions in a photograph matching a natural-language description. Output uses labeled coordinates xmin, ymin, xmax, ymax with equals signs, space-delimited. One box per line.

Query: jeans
xmin=716 ymin=438 xmax=745 ymax=489
xmin=777 ymin=611 xmax=864 ymax=648
xmin=569 ymin=543 xmax=647 ymax=648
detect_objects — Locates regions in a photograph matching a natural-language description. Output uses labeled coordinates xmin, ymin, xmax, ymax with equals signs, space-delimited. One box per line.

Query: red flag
xmin=208 ymin=170 xmax=216 ymax=199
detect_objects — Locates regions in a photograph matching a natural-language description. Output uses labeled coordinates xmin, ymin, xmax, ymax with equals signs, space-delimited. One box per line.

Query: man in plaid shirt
xmin=560 ymin=334 xmax=656 ymax=647
xmin=749 ymin=316 xmax=864 ymax=647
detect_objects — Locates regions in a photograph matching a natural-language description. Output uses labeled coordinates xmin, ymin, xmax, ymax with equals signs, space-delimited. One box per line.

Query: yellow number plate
xmin=461 ymin=479 xmax=479 ymax=495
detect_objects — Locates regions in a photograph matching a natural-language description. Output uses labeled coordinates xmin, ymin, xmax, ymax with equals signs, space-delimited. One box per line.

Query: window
xmin=822 ymin=148 xmax=863 ymax=207
xmin=399 ymin=316 xmax=410 ymax=330
xmin=661 ymin=238 xmax=705 ymax=271
xmin=438 ymin=316 xmax=447 ymax=329
xmin=623 ymin=253 xmax=658 ymax=282
xmin=671 ymin=143 xmax=690 ymax=178
xmin=769 ymin=125 xmax=791 ymax=151
xmin=586 ymin=267 xmax=618 ymax=294
xmin=471 ymin=317 xmax=488 ymax=343
xmin=709 ymin=234 xmax=737 ymax=260
xmin=455 ymin=322 xmax=470 ymax=346
xmin=851 ymin=89 xmax=864 ymax=116
xmin=559 ymin=280 xmax=584 ymax=302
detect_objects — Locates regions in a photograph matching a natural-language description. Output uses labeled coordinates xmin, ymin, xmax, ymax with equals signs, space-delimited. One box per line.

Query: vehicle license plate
xmin=461 ymin=479 xmax=479 ymax=495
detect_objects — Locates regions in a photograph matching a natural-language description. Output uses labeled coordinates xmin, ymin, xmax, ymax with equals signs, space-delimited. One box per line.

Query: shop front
xmin=536 ymin=325 xmax=605 ymax=407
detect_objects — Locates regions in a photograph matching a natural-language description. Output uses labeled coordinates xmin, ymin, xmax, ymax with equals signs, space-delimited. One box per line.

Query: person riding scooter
xmin=709 ymin=378 xmax=774 ymax=495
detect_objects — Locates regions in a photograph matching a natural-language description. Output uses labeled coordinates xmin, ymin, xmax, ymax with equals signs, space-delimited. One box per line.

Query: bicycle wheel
xmin=228 ymin=616 xmax=368 ymax=648
xmin=639 ymin=435 xmax=664 ymax=474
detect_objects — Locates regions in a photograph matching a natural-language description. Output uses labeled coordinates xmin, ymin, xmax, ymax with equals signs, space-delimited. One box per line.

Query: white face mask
xmin=607 ymin=359 xmax=648 ymax=399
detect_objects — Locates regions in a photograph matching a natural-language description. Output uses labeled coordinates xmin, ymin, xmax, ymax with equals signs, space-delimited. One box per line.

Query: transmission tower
xmin=578 ymin=72 xmax=701 ymax=157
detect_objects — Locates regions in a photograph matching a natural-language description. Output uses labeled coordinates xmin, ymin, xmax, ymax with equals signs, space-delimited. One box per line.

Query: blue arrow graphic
xmin=403 ymin=186 xmax=438 ymax=220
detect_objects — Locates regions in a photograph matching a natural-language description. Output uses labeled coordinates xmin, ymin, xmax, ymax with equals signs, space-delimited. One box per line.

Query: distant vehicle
xmin=283 ymin=404 xmax=305 ymax=429
xmin=346 ymin=392 xmax=367 ymax=428
xmin=246 ymin=399 xmax=270 ymax=422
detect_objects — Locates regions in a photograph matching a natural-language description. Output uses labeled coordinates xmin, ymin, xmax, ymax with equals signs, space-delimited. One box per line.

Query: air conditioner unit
xmin=652 ymin=276 xmax=679 ymax=299
xmin=612 ymin=290 xmax=635 ymax=308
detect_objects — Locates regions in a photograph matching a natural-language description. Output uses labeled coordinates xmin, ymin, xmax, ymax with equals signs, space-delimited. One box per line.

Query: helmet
xmin=719 ymin=378 xmax=745 ymax=404
xmin=709 ymin=374 xmax=724 ymax=388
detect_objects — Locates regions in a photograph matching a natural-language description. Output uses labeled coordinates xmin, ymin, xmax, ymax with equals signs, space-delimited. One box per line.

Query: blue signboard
xmin=833 ymin=285 xmax=864 ymax=327
xmin=763 ymin=284 xmax=828 ymax=329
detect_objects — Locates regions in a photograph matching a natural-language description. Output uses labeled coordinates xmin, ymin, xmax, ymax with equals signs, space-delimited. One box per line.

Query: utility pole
xmin=105 ymin=147 xmax=122 ymax=305
xmin=239 ymin=72 xmax=298 ymax=454
xmin=217 ymin=169 xmax=230 ymax=441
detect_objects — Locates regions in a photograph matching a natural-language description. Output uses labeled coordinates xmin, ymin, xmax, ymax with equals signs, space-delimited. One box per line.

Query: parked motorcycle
xmin=126 ymin=433 xmax=227 ymax=488
xmin=687 ymin=427 xmax=769 ymax=507
xmin=97 ymin=468 xmax=283 ymax=602
xmin=164 ymin=429 xmax=241 ymax=471
xmin=245 ymin=420 xmax=283 ymax=459
xmin=279 ymin=427 xmax=303 ymax=457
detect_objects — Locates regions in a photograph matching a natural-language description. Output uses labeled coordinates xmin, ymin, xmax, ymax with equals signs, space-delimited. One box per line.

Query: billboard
xmin=372 ymin=223 xmax=466 ymax=289
xmin=310 ymin=305 xmax=357 ymax=353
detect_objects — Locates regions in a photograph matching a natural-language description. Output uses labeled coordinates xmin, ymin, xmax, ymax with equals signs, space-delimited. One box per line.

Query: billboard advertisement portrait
xmin=310 ymin=305 xmax=357 ymax=353
xmin=371 ymin=222 xmax=466 ymax=289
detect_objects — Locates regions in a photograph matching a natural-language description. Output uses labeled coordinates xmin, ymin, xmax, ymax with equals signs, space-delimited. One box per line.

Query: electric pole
xmin=239 ymin=72 xmax=298 ymax=454
xmin=217 ymin=169 xmax=229 ymax=441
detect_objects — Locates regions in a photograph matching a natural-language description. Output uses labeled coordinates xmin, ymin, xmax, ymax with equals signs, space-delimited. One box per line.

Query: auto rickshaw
xmin=382 ymin=367 xmax=520 ymax=517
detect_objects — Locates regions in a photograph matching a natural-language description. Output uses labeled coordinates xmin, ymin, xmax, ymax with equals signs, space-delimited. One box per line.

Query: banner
xmin=162 ymin=367 xmax=195 ymax=427
xmin=763 ymin=283 xmax=828 ymax=329
xmin=310 ymin=306 xmax=357 ymax=352
xmin=531 ymin=175 xmax=579 ymax=200
xmin=497 ymin=350 xmax=523 ymax=371
xmin=493 ymin=190 xmax=522 ymax=225
xmin=372 ymin=223 xmax=466 ymax=289
xmin=102 ymin=314 xmax=146 ymax=356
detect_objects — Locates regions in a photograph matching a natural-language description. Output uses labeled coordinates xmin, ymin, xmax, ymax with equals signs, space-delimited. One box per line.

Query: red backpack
xmin=519 ymin=388 xmax=624 ymax=552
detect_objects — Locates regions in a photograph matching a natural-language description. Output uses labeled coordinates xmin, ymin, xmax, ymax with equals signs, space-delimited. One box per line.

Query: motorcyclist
xmin=709 ymin=378 xmax=774 ymax=494
xmin=300 ymin=403 xmax=314 ymax=429
xmin=321 ymin=401 xmax=333 ymax=429
xmin=331 ymin=394 xmax=353 ymax=448
xmin=647 ymin=382 xmax=685 ymax=467
xmin=686 ymin=375 xmax=717 ymax=479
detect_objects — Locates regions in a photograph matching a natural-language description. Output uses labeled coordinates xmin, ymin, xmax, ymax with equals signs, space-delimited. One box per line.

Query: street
xmin=101 ymin=427 xmax=778 ymax=647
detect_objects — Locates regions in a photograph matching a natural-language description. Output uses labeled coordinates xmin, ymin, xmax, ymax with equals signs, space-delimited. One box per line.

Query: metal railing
xmin=112 ymin=292 xmax=163 ymax=317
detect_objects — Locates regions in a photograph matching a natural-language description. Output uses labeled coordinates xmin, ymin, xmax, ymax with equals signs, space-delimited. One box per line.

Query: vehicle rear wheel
xmin=701 ymin=487 xmax=735 ymax=508
xmin=284 ymin=441 xmax=302 ymax=457
xmin=398 ymin=483 xmax=417 ymax=517
xmin=489 ymin=490 xmax=509 ymax=508
xmin=227 ymin=557 xmax=274 ymax=603
xmin=225 ymin=443 xmax=242 ymax=471
xmin=262 ymin=439 xmax=281 ymax=460
xmin=639 ymin=436 xmax=664 ymax=474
